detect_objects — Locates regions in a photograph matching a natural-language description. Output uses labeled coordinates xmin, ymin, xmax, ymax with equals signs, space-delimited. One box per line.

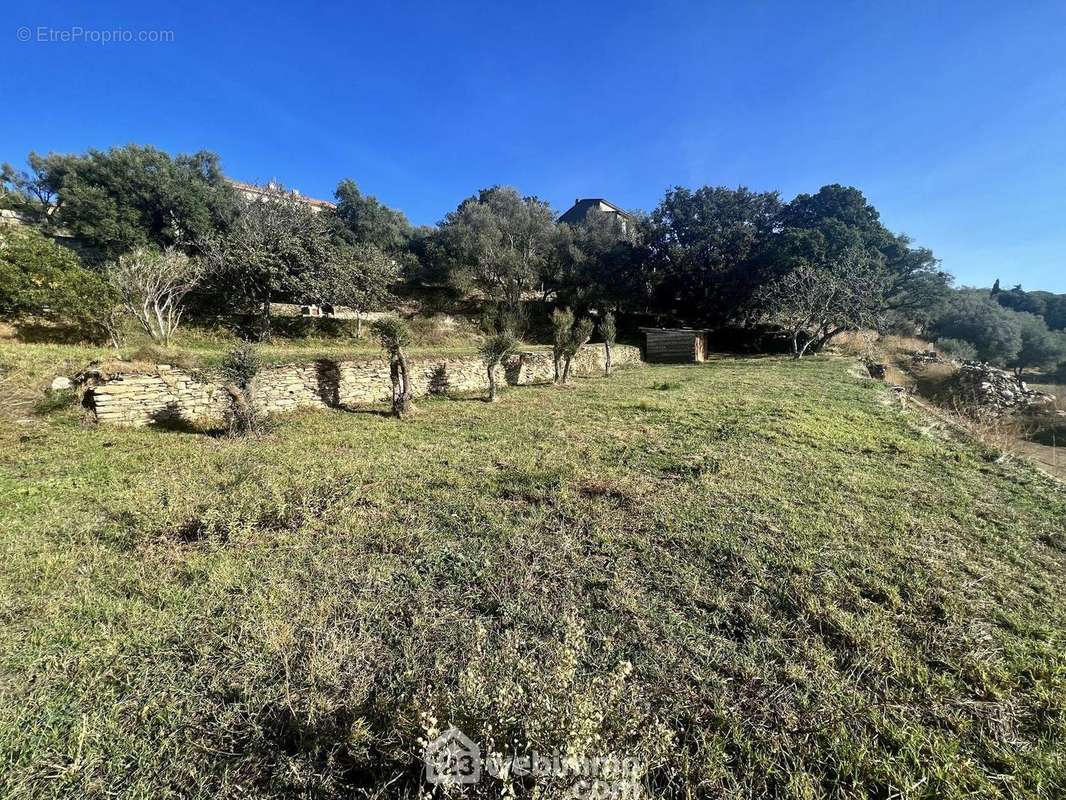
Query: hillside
xmin=1 ymin=354 xmax=1064 ymax=798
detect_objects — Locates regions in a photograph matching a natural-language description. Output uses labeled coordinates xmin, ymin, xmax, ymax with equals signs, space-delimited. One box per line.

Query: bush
xmin=936 ymin=337 xmax=978 ymax=362
xmin=220 ymin=343 xmax=263 ymax=435
xmin=0 ymin=226 xmax=121 ymax=344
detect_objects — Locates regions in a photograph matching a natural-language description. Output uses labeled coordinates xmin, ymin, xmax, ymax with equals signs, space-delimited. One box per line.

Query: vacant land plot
xmin=1 ymin=354 xmax=1064 ymax=798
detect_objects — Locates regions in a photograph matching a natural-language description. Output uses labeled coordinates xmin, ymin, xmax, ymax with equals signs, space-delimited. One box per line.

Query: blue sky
xmin=3 ymin=1 xmax=1065 ymax=291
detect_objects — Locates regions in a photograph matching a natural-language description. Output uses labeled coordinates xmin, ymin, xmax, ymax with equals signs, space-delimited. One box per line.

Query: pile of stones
xmin=947 ymin=361 xmax=1056 ymax=415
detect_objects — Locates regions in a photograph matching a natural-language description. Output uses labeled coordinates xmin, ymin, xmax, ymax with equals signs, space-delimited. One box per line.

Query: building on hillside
xmin=640 ymin=327 xmax=710 ymax=363
xmin=558 ymin=198 xmax=632 ymax=234
xmin=226 ymin=179 xmax=336 ymax=213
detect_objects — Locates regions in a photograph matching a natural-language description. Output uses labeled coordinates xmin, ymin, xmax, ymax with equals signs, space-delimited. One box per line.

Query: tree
xmin=930 ymin=293 xmax=1023 ymax=366
xmin=219 ymin=343 xmax=263 ymax=435
xmin=600 ymin=310 xmax=617 ymax=377
xmin=751 ymin=251 xmax=888 ymax=358
xmin=106 ymin=247 xmax=202 ymax=346
xmin=647 ymin=186 xmax=782 ymax=325
xmin=995 ymin=285 xmax=1048 ymax=317
xmin=479 ymin=331 xmax=518 ymax=402
xmin=333 ymin=179 xmax=413 ymax=253
xmin=550 ymin=306 xmax=575 ymax=383
xmin=0 ymin=226 xmax=121 ymax=344
xmin=771 ymin=185 xmax=950 ymax=332
xmin=308 ymin=242 xmax=398 ymax=336
xmin=199 ymin=190 xmax=334 ymax=338
xmin=2 ymin=146 xmax=238 ymax=261
xmin=549 ymin=209 xmax=651 ymax=313
xmin=371 ymin=317 xmax=413 ymax=417
xmin=1008 ymin=312 xmax=1066 ymax=381
xmin=551 ymin=313 xmax=595 ymax=382
xmin=436 ymin=186 xmax=557 ymax=312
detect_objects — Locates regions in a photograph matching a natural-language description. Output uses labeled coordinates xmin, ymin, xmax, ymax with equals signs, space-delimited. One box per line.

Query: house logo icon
xmin=424 ymin=726 xmax=481 ymax=785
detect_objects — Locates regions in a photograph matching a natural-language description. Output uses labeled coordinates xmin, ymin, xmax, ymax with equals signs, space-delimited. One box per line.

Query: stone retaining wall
xmin=84 ymin=344 xmax=642 ymax=426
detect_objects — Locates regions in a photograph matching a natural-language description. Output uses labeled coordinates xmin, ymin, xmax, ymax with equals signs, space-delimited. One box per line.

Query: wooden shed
xmin=639 ymin=327 xmax=710 ymax=363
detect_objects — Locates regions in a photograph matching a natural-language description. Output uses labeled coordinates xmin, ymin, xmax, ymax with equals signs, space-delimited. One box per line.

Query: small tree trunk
xmin=487 ymin=364 xmax=498 ymax=402
xmin=553 ymin=353 xmax=562 ymax=384
xmin=791 ymin=331 xmax=801 ymax=359
xmin=604 ymin=341 xmax=613 ymax=377
xmin=562 ymin=355 xmax=573 ymax=383
xmin=258 ymin=300 xmax=272 ymax=342
xmin=393 ymin=353 xmax=413 ymax=417
xmin=356 ymin=311 xmax=363 ymax=338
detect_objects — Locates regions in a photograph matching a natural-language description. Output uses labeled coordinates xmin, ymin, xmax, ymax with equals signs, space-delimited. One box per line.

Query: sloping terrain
xmin=1 ymin=355 xmax=1063 ymax=798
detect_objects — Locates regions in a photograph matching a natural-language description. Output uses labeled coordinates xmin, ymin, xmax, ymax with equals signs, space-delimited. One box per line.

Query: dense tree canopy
xmin=0 ymin=226 xmax=119 ymax=343
xmin=199 ymin=191 xmax=335 ymax=334
xmin=434 ymin=186 xmax=557 ymax=311
xmin=333 ymin=179 xmax=413 ymax=253
xmin=647 ymin=186 xmax=781 ymax=325
xmin=2 ymin=146 xmax=239 ymax=262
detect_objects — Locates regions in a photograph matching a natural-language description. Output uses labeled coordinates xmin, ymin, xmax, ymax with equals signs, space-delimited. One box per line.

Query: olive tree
xmin=479 ymin=331 xmax=518 ymax=402
xmin=600 ymin=310 xmax=617 ymax=377
xmin=308 ymin=242 xmax=398 ymax=336
xmin=219 ymin=343 xmax=263 ymax=436
xmin=106 ymin=246 xmax=202 ymax=346
xmin=371 ymin=317 xmax=413 ymax=417
xmin=550 ymin=307 xmax=575 ymax=383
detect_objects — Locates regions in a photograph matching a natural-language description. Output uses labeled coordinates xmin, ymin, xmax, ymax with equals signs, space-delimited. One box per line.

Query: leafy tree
xmin=647 ymin=186 xmax=782 ymax=325
xmin=2 ymin=146 xmax=238 ymax=261
xmin=106 ymin=247 xmax=202 ymax=346
xmin=220 ymin=343 xmax=263 ymax=435
xmin=199 ymin=190 xmax=334 ymax=338
xmin=1008 ymin=312 xmax=1066 ymax=380
xmin=0 ymin=226 xmax=121 ymax=344
xmin=371 ymin=317 xmax=413 ymax=417
xmin=436 ymin=186 xmax=557 ymax=312
xmin=550 ymin=306 xmax=575 ymax=383
xmin=333 ymin=179 xmax=413 ymax=253
xmin=552 ymin=314 xmax=595 ymax=382
xmin=772 ymin=185 xmax=950 ymax=330
xmin=479 ymin=331 xmax=518 ymax=402
xmin=308 ymin=242 xmax=398 ymax=336
xmin=995 ymin=285 xmax=1048 ymax=317
xmin=930 ymin=293 xmax=1023 ymax=366
xmin=550 ymin=209 xmax=651 ymax=313
xmin=1044 ymin=294 xmax=1066 ymax=331
xmin=600 ymin=310 xmax=617 ymax=377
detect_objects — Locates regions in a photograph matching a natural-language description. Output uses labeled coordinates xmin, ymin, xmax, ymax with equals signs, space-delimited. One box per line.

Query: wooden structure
xmin=640 ymin=328 xmax=710 ymax=363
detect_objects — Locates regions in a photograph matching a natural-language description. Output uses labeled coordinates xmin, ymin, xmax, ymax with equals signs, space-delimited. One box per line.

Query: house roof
xmin=227 ymin=179 xmax=336 ymax=210
xmin=558 ymin=198 xmax=632 ymax=225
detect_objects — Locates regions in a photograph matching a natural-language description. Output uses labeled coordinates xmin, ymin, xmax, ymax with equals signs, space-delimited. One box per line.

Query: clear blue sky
xmin=4 ymin=1 xmax=1065 ymax=291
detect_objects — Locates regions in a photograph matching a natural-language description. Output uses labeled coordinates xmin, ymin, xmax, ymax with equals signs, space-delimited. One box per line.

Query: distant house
xmin=558 ymin=198 xmax=632 ymax=234
xmin=640 ymin=328 xmax=710 ymax=363
xmin=226 ymin=179 xmax=336 ymax=213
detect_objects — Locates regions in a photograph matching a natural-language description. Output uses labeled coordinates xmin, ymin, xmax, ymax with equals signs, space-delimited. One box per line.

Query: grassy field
xmin=1 ymin=350 xmax=1064 ymax=798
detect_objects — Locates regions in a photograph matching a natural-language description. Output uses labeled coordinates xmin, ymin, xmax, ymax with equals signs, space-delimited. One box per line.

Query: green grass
xmin=0 ymin=353 xmax=1064 ymax=798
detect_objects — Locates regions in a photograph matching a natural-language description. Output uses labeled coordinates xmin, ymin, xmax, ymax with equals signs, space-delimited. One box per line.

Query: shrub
xmin=371 ymin=317 xmax=413 ymax=417
xmin=479 ymin=331 xmax=518 ymax=402
xmin=0 ymin=226 xmax=121 ymax=344
xmin=220 ymin=343 xmax=263 ymax=435
xmin=936 ymin=337 xmax=978 ymax=362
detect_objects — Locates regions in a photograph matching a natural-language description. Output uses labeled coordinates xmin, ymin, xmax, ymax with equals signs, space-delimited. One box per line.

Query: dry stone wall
xmin=84 ymin=344 xmax=641 ymax=426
